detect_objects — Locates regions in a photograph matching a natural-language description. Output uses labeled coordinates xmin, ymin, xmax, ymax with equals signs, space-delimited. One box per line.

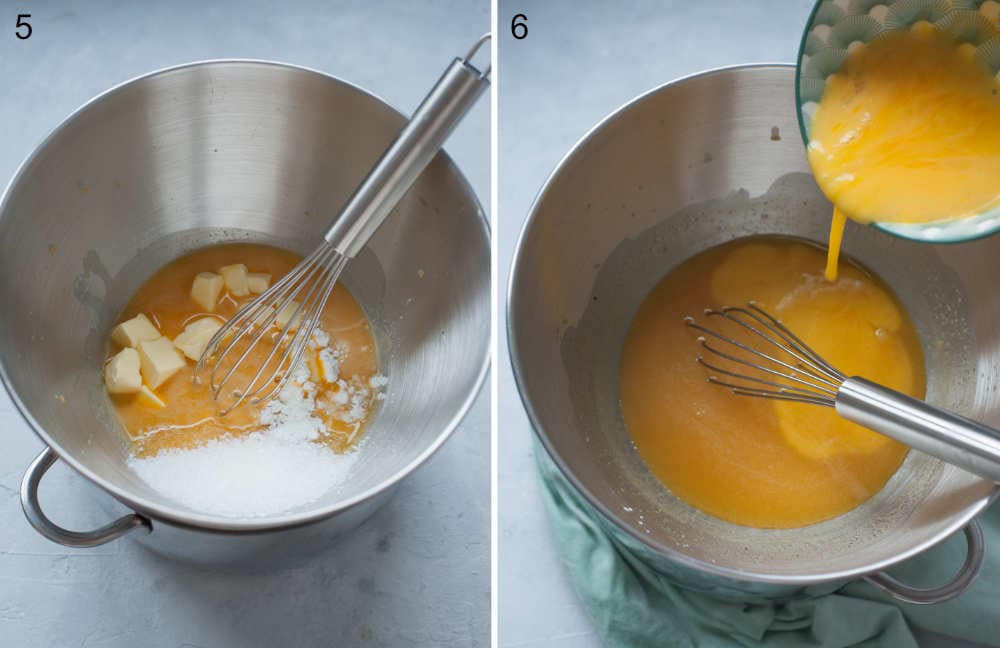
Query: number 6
xmin=511 ymin=13 xmax=527 ymax=40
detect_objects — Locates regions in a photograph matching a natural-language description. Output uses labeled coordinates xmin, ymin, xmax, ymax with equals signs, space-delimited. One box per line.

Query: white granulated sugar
xmin=331 ymin=384 xmax=350 ymax=406
xmin=128 ymin=326 xmax=366 ymax=518
xmin=127 ymin=431 xmax=358 ymax=518
xmin=328 ymin=378 xmax=372 ymax=423
xmin=345 ymin=385 xmax=368 ymax=423
xmin=370 ymin=374 xmax=388 ymax=401
xmin=318 ymin=347 xmax=340 ymax=383
xmin=310 ymin=328 xmax=330 ymax=348
xmin=258 ymin=360 xmax=323 ymax=442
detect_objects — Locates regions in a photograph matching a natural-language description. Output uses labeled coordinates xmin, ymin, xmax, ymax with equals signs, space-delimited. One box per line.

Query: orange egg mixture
xmin=106 ymin=244 xmax=380 ymax=458
xmin=620 ymin=237 xmax=925 ymax=528
xmin=808 ymin=24 xmax=1000 ymax=279
xmin=809 ymin=25 xmax=1000 ymax=226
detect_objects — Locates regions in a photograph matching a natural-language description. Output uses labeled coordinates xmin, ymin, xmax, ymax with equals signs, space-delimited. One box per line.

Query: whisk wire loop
xmin=250 ymin=252 xmax=346 ymax=405
xmin=688 ymin=321 xmax=840 ymax=394
xmin=236 ymin=246 xmax=337 ymax=400
xmin=685 ymin=303 xmax=847 ymax=407
xmin=707 ymin=307 xmax=843 ymax=386
xmin=199 ymin=244 xmax=323 ymax=377
xmin=695 ymin=347 xmax=838 ymax=399
xmin=209 ymin=250 xmax=316 ymax=400
xmin=721 ymin=386 xmax=835 ymax=407
xmin=207 ymin=246 xmax=319 ymax=389
xmin=735 ymin=304 xmax=845 ymax=382
xmin=195 ymin=244 xmax=348 ymax=415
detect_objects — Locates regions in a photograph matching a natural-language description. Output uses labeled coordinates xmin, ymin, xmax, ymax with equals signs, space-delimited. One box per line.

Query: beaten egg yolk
xmin=808 ymin=23 xmax=1000 ymax=280
xmin=620 ymin=238 xmax=925 ymax=529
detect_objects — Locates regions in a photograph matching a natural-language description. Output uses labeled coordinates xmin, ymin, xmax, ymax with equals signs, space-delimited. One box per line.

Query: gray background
xmin=0 ymin=1 xmax=489 ymax=647
xmin=497 ymin=1 xmax=978 ymax=647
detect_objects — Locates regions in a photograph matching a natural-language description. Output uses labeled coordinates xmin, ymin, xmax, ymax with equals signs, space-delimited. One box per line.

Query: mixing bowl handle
xmin=20 ymin=446 xmax=151 ymax=547
xmin=862 ymin=520 xmax=984 ymax=605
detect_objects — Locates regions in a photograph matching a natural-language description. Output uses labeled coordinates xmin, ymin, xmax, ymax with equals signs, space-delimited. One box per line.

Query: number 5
xmin=15 ymin=13 xmax=31 ymax=40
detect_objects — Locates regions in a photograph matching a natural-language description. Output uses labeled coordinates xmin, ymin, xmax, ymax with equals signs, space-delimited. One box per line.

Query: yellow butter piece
xmin=219 ymin=263 xmax=250 ymax=297
xmin=247 ymin=272 xmax=271 ymax=294
xmin=110 ymin=313 xmax=160 ymax=348
xmin=104 ymin=348 xmax=142 ymax=394
xmin=275 ymin=301 xmax=303 ymax=329
xmin=137 ymin=384 xmax=166 ymax=408
xmin=173 ymin=317 xmax=223 ymax=361
xmin=137 ymin=337 xmax=186 ymax=389
xmin=191 ymin=272 xmax=224 ymax=312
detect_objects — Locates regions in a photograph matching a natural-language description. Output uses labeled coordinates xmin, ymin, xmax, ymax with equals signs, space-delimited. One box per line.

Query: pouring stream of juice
xmin=824 ymin=208 xmax=846 ymax=282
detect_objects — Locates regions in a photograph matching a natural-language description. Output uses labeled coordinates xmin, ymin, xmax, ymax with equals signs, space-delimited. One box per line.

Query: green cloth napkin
xmin=535 ymin=440 xmax=1000 ymax=647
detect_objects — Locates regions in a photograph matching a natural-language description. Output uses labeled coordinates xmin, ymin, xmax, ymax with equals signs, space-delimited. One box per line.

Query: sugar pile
xmin=126 ymin=427 xmax=358 ymax=518
xmin=128 ymin=328 xmax=382 ymax=518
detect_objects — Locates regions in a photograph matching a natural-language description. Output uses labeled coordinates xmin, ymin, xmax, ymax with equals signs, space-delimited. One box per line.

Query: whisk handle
xmin=838 ymin=377 xmax=1000 ymax=483
xmin=324 ymin=42 xmax=490 ymax=257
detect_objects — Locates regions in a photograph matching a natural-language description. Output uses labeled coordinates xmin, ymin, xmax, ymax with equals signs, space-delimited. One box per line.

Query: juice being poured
xmin=807 ymin=23 xmax=1000 ymax=279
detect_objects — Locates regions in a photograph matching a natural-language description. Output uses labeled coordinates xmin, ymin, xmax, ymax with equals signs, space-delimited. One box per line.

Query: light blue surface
xmin=497 ymin=1 xmax=983 ymax=646
xmin=0 ymin=1 xmax=489 ymax=646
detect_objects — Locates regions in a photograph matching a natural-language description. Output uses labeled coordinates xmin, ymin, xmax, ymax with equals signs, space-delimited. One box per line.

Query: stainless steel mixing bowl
xmin=0 ymin=60 xmax=489 ymax=563
xmin=508 ymin=64 xmax=999 ymax=602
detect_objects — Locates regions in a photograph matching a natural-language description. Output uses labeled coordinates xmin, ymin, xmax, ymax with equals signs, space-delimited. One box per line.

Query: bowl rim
xmin=506 ymin=62 xmax=996 ymax=584
xmin=0 ymin=58 xmax=491 ymax=534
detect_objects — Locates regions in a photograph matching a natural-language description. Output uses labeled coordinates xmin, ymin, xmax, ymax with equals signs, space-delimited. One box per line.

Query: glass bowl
xmin=795 ymin=0 xmax=1000 ymax=243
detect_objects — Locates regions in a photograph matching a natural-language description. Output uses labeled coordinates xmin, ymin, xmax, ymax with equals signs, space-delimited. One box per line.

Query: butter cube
xmin=247 ymin=272 xmax=271 ymax=294
xmin=219 ymin=264 xmax=250 ymax=297
xmin=104 ymin=348 xmax=142 ymax=394
xmin=137 ymin=384 xmax=166 ymax=409
xmin=275 ymin=301 xmax=302 ymax=329
xmin=191 ymin=272 xmax=224 ymax=311
xmin=138 ymin=337 xmax=186 ymax=389
xmin=110 ymin=314 xmax=160 ymax=349
xmin=173 ymin=317 xmax=223 ymax=361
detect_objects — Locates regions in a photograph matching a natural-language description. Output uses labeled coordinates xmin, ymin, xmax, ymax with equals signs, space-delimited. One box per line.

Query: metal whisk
xmin=686 ymin=303 xmax=1000 ymax=482
xmin=195 ymin=34 xmax=491 ymax=414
